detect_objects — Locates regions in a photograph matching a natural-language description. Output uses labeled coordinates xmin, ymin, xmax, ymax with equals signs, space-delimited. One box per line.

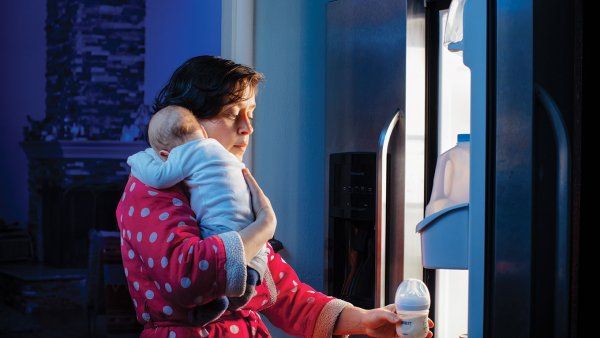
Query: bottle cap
xmin=457 ymin=134 xmax=470 ymax=143
xmin=394 ymin=279 xmax=431 ymax=311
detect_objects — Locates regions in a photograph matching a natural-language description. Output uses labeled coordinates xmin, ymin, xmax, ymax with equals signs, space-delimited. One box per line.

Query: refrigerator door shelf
xmin=416 ymin=203 xmax=469 ymax=269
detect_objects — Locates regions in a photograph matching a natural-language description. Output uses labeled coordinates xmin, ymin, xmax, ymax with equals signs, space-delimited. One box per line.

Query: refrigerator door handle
xmin=535 ymin=85 xmax=571 ymax=338
xmin=375 ymin=108 xmax=401 ymax=308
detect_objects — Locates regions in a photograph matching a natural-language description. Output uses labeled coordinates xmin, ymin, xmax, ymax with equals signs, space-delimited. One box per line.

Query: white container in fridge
xmin=417 ymin=134 xmax=470 ymax=269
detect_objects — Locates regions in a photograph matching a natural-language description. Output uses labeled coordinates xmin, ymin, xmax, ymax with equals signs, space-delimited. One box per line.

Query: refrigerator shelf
xmin=416 ymin=203 xmax=469 ymax=269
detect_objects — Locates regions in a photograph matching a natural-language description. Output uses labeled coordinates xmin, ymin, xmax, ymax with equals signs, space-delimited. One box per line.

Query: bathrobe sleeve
xmin=261 ymin=244 xmax=352 ymax=338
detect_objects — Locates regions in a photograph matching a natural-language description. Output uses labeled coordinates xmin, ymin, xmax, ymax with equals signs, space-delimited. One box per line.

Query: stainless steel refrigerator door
xmin=326 ymin=0 xmax=406 ymax=155
xmin=325 ymin=0 xmax=407 ymax=307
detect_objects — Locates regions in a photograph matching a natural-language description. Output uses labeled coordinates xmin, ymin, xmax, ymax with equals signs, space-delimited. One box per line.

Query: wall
xmin=0 ymin=2 xmax=46 ymax=226
xmin=144 ymin=0 xmax=221 ymax=106
xmin=254 ymin=0 xmax=328 ymax=292
xmin=0 ymin=0 xmax=221 ymax=227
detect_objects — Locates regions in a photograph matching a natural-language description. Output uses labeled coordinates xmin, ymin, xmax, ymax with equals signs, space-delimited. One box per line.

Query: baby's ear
xmin=159 ymin=149 xmax=170 ymax=160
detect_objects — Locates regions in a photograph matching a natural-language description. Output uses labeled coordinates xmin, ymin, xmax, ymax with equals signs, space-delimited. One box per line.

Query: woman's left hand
xmin=361 ymin=304 xmax=434 ymax=338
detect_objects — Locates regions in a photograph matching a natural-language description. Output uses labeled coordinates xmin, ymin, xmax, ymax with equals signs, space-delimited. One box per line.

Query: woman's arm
xmin=333 ymin=304 xmax=435 ymax=337
xmin=333 ymin=305 xmax=370 ymax=335
xmin=258 ymin=243 xmax=350 ymax=338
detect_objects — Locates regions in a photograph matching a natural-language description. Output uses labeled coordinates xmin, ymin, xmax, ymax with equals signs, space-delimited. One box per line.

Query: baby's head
xmin=148 ymin=105 xmax=206 ymax=160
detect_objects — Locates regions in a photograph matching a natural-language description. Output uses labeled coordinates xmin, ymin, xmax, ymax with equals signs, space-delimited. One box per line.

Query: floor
xmin=0 ymin=302 xmax=88 ymax=337
xmin=0 ymin=263 xmax=88 ymax=337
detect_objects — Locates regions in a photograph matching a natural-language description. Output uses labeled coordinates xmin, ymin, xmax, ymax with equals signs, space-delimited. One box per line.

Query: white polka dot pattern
xmin=180 ymin=277 xmax=191 ymax=288
xmin=117 ymin=182 xmax=335 ymax=334
xmin=167 ymin=233 xmax=175 ymax=242
xmin=163 ymin=305 xmax=173 ymax=315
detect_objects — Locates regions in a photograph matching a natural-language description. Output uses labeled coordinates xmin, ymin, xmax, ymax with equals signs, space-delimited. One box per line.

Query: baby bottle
xmin=394 ymin=279 xmax=431 ymax=338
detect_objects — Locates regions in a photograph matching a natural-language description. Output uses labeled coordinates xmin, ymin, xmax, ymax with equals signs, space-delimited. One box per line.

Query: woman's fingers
xmin=242 ymin=168 xmax=263 ymax=196
xmin=242 ymin=168 xmax=274 ymax=219
xmin=427 ymin=318 xmax=435 ymax=337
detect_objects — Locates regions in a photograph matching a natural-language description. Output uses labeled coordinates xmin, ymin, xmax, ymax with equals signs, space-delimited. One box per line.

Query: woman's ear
xmin=159 ymin=149 xmax=170 ymax=160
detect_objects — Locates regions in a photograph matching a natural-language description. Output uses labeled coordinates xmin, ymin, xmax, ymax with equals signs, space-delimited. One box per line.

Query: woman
xmin=117 ymin=55 xmax=434 ymax=337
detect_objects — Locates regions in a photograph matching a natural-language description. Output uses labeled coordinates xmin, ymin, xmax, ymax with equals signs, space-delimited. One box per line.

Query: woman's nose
xmin=238 ymin=116 xmax=254 ymax=135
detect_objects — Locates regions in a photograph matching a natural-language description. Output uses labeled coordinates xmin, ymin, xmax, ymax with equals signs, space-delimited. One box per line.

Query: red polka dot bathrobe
xmin=116 ymin=177 xmax=350 ymax=337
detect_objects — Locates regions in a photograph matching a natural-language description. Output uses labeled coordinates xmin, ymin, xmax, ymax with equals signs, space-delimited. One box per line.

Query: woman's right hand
xmin=243 ymin=168 xmax=277 ymax=228
xmin=239 ymin=168 xmax=277 ymax=262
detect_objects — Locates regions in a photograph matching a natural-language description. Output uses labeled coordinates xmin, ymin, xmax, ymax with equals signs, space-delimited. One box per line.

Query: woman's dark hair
xmin=153 ymin=55 xmax=264 ymax=119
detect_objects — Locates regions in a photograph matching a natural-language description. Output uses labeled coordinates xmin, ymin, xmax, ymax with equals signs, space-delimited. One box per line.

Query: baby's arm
xmin=127 ymin=148 xmax=185 ymax=189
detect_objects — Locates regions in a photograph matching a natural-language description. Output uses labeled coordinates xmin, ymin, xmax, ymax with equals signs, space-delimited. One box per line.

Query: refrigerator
xmin=325 ymin=0 xmax=582 ymax=337
xmin=325 ymin=0 xmax=428 ymax=312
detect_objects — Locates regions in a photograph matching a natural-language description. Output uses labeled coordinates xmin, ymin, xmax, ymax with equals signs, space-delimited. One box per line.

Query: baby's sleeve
xmin=127 ymin=148 xmax=186 ymax=189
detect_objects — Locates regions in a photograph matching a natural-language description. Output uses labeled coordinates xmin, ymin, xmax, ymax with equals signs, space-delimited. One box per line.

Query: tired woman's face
xmin=199 ymin=86 xmax=256 ymax=161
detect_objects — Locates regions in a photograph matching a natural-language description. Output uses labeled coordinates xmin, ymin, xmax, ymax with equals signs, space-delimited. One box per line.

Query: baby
xmin=127 ymin=105 xmax=268 ymax=320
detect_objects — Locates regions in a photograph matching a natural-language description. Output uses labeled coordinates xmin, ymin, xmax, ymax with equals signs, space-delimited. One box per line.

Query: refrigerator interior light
xmin=443 ymin=0 xmax=466 ymax=52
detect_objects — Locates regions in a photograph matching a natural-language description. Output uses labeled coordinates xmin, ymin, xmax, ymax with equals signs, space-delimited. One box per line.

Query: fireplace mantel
xmin=21 ymin=140 xmax=147 ymax=160
xmin=21 ymin=140 xmax=146 ymax=267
